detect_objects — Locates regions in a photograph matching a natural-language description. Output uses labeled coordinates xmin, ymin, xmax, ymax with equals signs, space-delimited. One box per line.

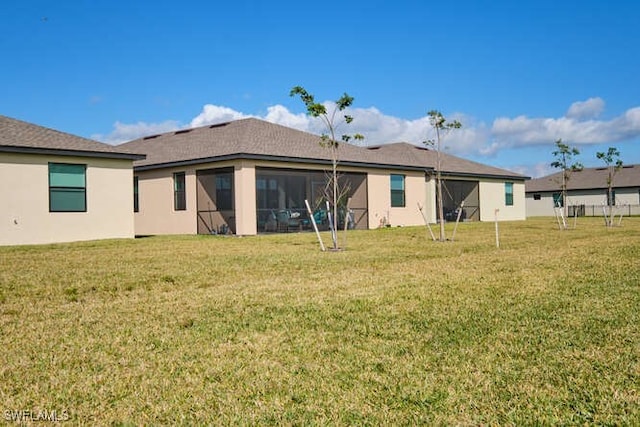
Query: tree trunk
xmin=562 ymin=170 xmax=568 ymax=219
xmin=331 ymin=146 xmax=339 ymax=249
xmin=436 ymin=126 xmax=445 ymax=241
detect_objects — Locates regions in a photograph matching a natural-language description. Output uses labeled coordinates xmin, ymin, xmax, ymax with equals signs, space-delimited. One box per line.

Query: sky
xmin=2 ymin=0 xmax=639 ymax=178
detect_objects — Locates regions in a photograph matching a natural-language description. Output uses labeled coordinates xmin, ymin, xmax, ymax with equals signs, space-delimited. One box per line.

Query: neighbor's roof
xmin=120 ymin=117 xmax=525 ymax=179
xmin=525 ymin=164 xmax=640 ymax=192
xmin=0 ymin=114 xmax=145 ymax=160
xmin=366 ymin=142 xmax=528 ymax=180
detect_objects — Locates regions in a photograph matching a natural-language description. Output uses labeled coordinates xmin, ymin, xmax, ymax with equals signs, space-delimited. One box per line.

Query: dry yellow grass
xmin=0 ymin=217 xmax=639 ymax=424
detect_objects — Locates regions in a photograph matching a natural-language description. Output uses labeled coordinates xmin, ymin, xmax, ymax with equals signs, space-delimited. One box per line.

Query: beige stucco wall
xmin=234 ymin=160 xmax=257 ymax=236
xmin=526 ymin=188 xmax=640 ymax=217
xmin=367 ymin=170 xmax=429 ymax=228
xmin=135 ymin=160 xmax=258 ymax=236
xmin=525 ymin=193 xmax=556 ymax=217
xmin=609 ymin=188 xmax=639 ymax=205
xmin=135 ymin=166 xmax=199 ymax=235
xmin=568 ymin=188 xmax=640 ymax=209
xmin=479 ymin=180 xmax=526 ymax=221
xmin=1 ymin=153 xmax=135 ymax=246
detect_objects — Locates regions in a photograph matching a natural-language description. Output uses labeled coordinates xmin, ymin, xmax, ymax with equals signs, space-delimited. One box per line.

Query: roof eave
xmin=0 ymin=145 xmax=146 ymax=161
xmin=133 ymin=153 xmax=434 ymax=173
xmin=441 ymin=170 xmax=529 ymax=181
xmin=526 ymin=184 xmax=639 ymax=193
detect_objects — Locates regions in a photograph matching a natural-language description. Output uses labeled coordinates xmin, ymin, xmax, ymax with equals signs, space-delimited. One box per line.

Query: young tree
xmin=290 ymin=86 xmax=364 ymax=250
xmin=596 ymin=147 xmax=623 ymax=226
xmin=550 ymin=139 xmax=583 ymax=218
xmin=423 ymin=110 xmax=462 ymax=242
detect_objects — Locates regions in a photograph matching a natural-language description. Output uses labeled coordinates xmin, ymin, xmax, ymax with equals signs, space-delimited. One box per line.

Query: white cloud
xmin=491 ymin=101 xmax=640 ymax=148
xmin=323 ymin=106 xmax=424 ymax=145
xmin=96 ymin=97 xmax=640 ymax=172
xmin=267 ymin=105 xmax=493 ymax=156
xmin=92 ymin=120 xmax=180 ymax=144
xmin=440 ymin=114 xmax=492 ymax=156
xmin=259 ymin=103 xmax=432 ymax=147
xmin=508 ymin=162 xmax=556 ymax=179
xmin=189 ymin=104 xmax=249 ymax=127
xmin=94 ymin=104 xmax=249 ymax=144
xmin=263 ymin=104 xmax=310 ymax=131
xmin=566 ymin=97 xmax=605 ymax=119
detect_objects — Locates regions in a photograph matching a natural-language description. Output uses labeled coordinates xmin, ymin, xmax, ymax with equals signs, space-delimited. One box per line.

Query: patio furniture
xmin=277 ymin=210 xmax=300 ymax=232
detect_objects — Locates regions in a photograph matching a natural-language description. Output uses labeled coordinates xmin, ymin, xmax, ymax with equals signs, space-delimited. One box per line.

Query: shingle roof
xmin=525 ymin=165 xmax=640 ymax=192
xmin=0 ymin=115 xmax=145 ymax=160
xmin=119 ymin=117 xmax=526 ymax=179
xmin=119 ymin=118 xmax=412 ymax=170
xmin=366 ymin=142 xmax=528 ymax=180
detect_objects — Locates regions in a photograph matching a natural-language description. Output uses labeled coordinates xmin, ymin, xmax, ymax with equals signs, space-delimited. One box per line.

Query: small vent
xmin=143 ymin=134 xmax=160 ymax=140
xmin=174 ymin=129 xmax=192 ymax=135
xmin=209 ymin=122 xmax=230 ymax=129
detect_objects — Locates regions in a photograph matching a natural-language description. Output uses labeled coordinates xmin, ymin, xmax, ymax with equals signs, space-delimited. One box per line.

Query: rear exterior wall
xmin=1 ymin=152 xmax=135 ymax=246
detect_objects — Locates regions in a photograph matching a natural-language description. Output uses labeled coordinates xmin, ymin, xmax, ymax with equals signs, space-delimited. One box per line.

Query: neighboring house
xmin=525 ymin=165 xmax=640 ymax=217
xmin=119 ymin=118 xmax=527 ymax=237
xmin=1 ymin=115 xmax=145 ymax=246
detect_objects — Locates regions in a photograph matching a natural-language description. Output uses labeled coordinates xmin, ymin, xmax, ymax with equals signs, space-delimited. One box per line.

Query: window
xmin=133 ymin=176 xmax=139 ymax=212
xmin=390 ymin=174 xmax=405 ymax=207
xmin=533 ymin=193 xmax=541 ymax=200
xmin=552 ymin=192 xmax=563 ymax=208
xmin=215 ymin=173 xmax=233 ymax=211
xmin=256 ymin=177 xmax=281 ymax=210
xmin=173 ymin=172 xmax=186 ymax=210
xmin=505 ymin=182 xmax=514 ymax=206
xmin=49 ymin=163 xmax=86 ymax=212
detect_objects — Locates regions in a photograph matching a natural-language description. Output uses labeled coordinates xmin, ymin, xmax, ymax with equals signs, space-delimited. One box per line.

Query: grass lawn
xmin=1 ymin=217 xmax=639 ymax=425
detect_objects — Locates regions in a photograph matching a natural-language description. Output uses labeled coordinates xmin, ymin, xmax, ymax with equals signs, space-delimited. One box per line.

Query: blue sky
xmin=2 ymin=0 xmax=639 ymax=177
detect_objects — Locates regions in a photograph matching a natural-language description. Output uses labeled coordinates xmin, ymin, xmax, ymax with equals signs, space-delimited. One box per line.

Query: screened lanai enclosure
xmin=439 ymin=179 xmax=480 ymax=221
xmin=196 ymin=168 xmax=236 ymax=234
xmin=195 ymin=167 xmax=368 ymax=235
xmin=256 ymin=168 xmax=368 ymax=233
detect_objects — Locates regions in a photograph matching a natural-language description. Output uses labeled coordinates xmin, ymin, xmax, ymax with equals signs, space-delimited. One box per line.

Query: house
xmin=367 ymin=143 xmax=528 ymax=223
xmin=0 ymin=115 xmax=145 ymax=246
xmin=119 ymin=118 xmax=526 ymax=237
xmin=525 ymin=165 xmax=640 ymax=217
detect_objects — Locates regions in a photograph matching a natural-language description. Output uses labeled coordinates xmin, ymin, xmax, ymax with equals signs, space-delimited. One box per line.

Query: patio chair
xmin=277 ymin=209 xmax=301 ymax=232
xmin=264 ymin=210 xmax=278 ymax=232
